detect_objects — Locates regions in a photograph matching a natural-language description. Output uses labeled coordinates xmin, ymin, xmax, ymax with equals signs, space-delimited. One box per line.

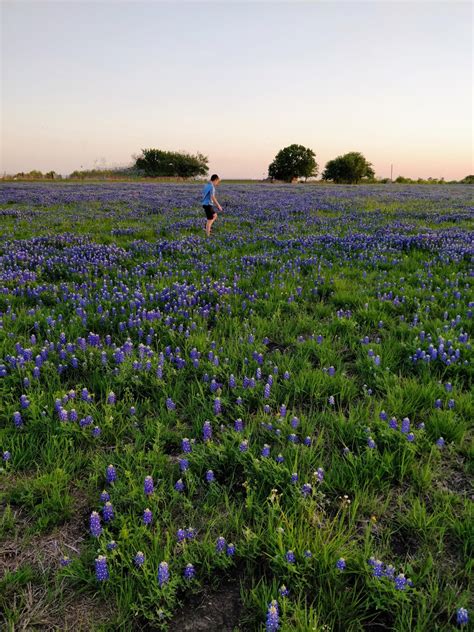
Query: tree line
xmin=3 ymin=146 xmax=473 ymax=184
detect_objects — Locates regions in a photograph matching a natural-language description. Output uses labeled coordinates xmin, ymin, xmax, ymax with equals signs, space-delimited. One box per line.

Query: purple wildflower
xmin=89 ymin=511 xmax=102 ymax=537
xmin=266 ymin=600 xmax=280 ymax=632
xmin=144 ymin=475 xmax=154 ymax=496
xmin=234 ymin=418 xmax=244 ymax=432
xmin=174 ymin=478 xmax=185 ymax=492
xmin=261 ymin=444 xmax=270 ymax=458
xmin=158 ymin=561 xmax=169 ymax=586
xmin=226 ymin=543 xmax=235 ymax=556
xmin=134 ymin=551 xmax=145 ymax=566
xmin=203 ymin=420 xmax=212 ymax=441
xmin=285 ymin=550 xmax=296 ymax=564
xmin=216 ymin=536 xmax=226 ymax=553
xmin=457 ymin=608 xmax=469 ymax=626
xmin=336 ymin=558 xmax=346 ymax=571
xmin=279 ymin=585 xmax=289 ymax=597
xmin=143 ymin=508 xmax=153 ymax=525
xmin=105 ymin=464 xmax=117 ymax=484
xmin=166 ymin=397 xmax=176 ymax=411
xmin=102 ymin=501 xmax=114 ymax=523
xmin=107 ymin=391 xmax=116 ymax=405
xmin=395 ymin=573 xmax=407 ymax=590
xmin=182 ymin=438 xmax=192 ymax=453
xmin=206 ymin=470 xmax=215 ymax=483
xmin=12 ymin=411 xmax=23 ymax=427
xmin=301 ymin=483 xmax=312 ymax=497
xmin=95 ymin=555 xmax=109 ymax=581
xmin=3 ymin=451 xmax=11 ymax=461
xmin=184 ymin=563 xmax=196 ymax=579
xmin=239 ymin=440 xmax=249 ymax=452
xmin=436 ymin=437 xmax=446 ymax=448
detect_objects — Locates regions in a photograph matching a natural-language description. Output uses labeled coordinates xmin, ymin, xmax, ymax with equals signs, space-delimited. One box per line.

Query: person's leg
xmin=206 ymin=218 xmax=212 ymax=236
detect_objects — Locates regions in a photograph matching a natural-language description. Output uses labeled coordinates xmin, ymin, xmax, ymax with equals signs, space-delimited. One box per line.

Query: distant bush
xmin=134 ymin=148 xmax=208 ymax=178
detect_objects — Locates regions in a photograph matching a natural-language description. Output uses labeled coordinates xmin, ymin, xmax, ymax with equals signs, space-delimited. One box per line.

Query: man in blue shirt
xmin=202 ymin=174 xmax=222 ymax=236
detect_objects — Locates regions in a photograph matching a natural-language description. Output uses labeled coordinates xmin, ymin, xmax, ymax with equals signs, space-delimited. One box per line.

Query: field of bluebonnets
xmin=0 ymin=182 xmax=472 ymax=631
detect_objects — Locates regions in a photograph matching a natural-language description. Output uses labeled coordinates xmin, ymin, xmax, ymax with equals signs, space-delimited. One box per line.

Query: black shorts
xmin=203 ymin=204 xmax=216 ymax=220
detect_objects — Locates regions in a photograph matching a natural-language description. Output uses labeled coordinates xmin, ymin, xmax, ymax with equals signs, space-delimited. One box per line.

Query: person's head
xmin=210 ymin=174 xmax=220 ymax=186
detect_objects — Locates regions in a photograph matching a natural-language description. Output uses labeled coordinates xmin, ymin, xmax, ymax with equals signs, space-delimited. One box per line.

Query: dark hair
xmin=210 ymin=174 xmax=219 ymax=181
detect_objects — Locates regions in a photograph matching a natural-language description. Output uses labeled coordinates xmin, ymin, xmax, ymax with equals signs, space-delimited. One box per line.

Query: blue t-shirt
xmin=202 ymin=182 xmax=215 ymax=205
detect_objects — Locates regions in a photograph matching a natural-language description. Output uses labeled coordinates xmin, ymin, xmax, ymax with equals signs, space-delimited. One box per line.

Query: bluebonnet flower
xmin=107 ymin=392 xmax=116 ymax=405
xmin=279 ymin=585 xmax=289 ymax=597
xmin=280 ymin=404 xmax=287 ymax=417
xmin=186 ymin=527 xmax=196 ymax=540
xmin=216 ymin=536 xmax=226 ymax=553
xmin=177 ymin=528 xmax=186 ymax=542
xmin=303 ymin=436 xmax=311 ymax=446
xmin=328 ymin=395 xmax=335 ymax=406
xmin=407 ymin=432 xmax=415 ymax=442
xmin=343 ymin=447 xmax=350 ymax=455
xmin=264 ymin=404 xmax=271 ymax=414
xmin=102 ymin=501 xmax=114 ymax=522
xmin=379 ymin=410 xmax=388 ymax=421
xmin=266 ymin=600 xmax=280 ymax=632
xmin=89 ymin=511 xmax=102 ymax=537
xmin=179 ymin=457 xmax=189 ymax=471
xmin=175 ymin=479 xmax=185 ymax=492
xmin=457 ymin=608 xmax=469 ymax=626
xmin=290 ymin=416 xmax=299 ymax=428
xmin=130 ymin=406 xmax=136 ymax=415
xmin=206 ymin=470 xmax=215 ymax=483
xmin=20 ymin=395 xmax=30 ymax=409
xmin=234 ymin=418 xmax=244 ymax=432
xmin=394 ymin=573 xmax=407 ymax=590
xmin=401 ymin=417 xmax=410 ymax=434
xmin=100 ymin=490 xmax=110 ymax=503
xmin=436 ymin=437 xmax=446 ymax=448
xmin=69 ymin=409 xmax=78 ymax=422
xmin=203 ymin=421 xmax=212 ymax=441
xmin=106 ymin=540 xmax=117 ymax=551
xmin=106 ymin=464 xmax=117 ymax=484
xmin=384 ymin=565 xmax=395 ymax=579
xmin=92 ymin=426 xmax=101 ymax=437
xmin=236 ymin=396 xmax=243 ymax=406
xmin=239 ymin=440 xmax=249 ymax=452
xmin=288 ymin=433 xmax=298 ymax=444
xmin=448 ymin=399 xmax=455 ymax=409
xmin=304 ymin=550 xmax=312 ymax=558
xmin=389 ymin=417 xmax=398 ymax=430
xmin=213 ymin=398 xmax=221 ymax=415
xmin=264 ymin=383 xmax=271 ymax=398
xmin=58 ymin=408 xmax=68 ymax=422
xmin=229 ymin=374 xmax=236 ymax=388
xmin=275 ymin=453 xmax=284 ymax=463
xmin=336 ymin=558 xmax=346 ymax=571
xmin=283 ymin=371 xmax=290 ymax=380
xmin=182 ymin=438 xmax=192 ymax=453
xmin=158 ymin=561 xmax=169 ymax=586
xmin=291 ymin=473 xmax=298 ymax=484
xmin=134 ymin=551 xmax=145 ymax=566
xmin=3 ymin=451 xmax=11 ymax=461
xmin=434 ymin=399 xmax=442 ymax=409
xmin=315 ymin=468 xmax=324 ymax=482
xmin=285 ymin=550 xmax=296 ymax=563
xmin=95 ymin=555 xmax=109 ymax=581
xmin=372 ymin=559 xmax=384 ymax=577
xmin=143 ymin=508 xmax=153 ymax=525
xmin=367 ymin=437 xmax=376 ymax=449
xmin=445 ymin=382 xmax=453 ymax=392
xmin=261 ymin=444 xmax=270 ymax=458
xmin=301 ymin=483 xmax=312 ymax=497
xmin=328 ymin=366 xmax=336 ymax=376
xmin=144 ymin=476 xmax=154 ymax=496
xmin=184 ymin=563 xmax=196 ymax=579
xmin=166 ymin=397 xmax=176 ymax=411
xmin=226 ymin=543 xmax=235 ymax=556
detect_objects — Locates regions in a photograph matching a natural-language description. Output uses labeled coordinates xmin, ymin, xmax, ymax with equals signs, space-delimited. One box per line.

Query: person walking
xmin=202 ymin=174 xmax=222 ymax=236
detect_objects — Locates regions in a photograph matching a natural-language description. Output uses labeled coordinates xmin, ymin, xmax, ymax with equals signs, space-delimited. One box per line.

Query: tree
xmin=268 ymin=144 xmax=318 ymax=182
xmin=322 ymin=152 xmax=375 ymax=184
xmin=461 ymin=175 xmax=474 ymax=184
xmin=134 ymin=148 xmax=208 ymax=178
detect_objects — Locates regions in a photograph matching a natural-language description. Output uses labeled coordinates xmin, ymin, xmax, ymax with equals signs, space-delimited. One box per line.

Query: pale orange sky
xmin=1 ymin=1 xmax=473 ymax=179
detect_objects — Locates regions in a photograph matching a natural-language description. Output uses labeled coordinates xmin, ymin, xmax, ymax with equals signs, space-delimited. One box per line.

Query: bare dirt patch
xmin=169 ymin=580 xmax=245 ymax=632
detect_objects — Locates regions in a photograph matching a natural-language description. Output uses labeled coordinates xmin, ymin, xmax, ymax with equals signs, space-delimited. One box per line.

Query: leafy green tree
xmin=135 ymin=149 xmax=208 ymax=178
xmin=268 ymin=144 xmax=318 ymax=182
xmin=322 ymin=152 xmax=375 ymax=184
xmin=461 ymin=175 xmax=474 ymax=184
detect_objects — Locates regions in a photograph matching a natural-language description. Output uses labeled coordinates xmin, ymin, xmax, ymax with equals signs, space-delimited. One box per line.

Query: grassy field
xmin=0 ymin=183 xmax=472 ymax=631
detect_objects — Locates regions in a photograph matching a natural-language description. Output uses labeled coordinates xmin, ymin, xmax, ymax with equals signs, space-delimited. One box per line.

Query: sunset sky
xmin=1 ymin=1 xmax=472 ymax=180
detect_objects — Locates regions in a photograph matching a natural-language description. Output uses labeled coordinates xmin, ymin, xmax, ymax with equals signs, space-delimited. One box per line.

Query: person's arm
xmin=211 ymin=194 xmax=222 ymax=212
